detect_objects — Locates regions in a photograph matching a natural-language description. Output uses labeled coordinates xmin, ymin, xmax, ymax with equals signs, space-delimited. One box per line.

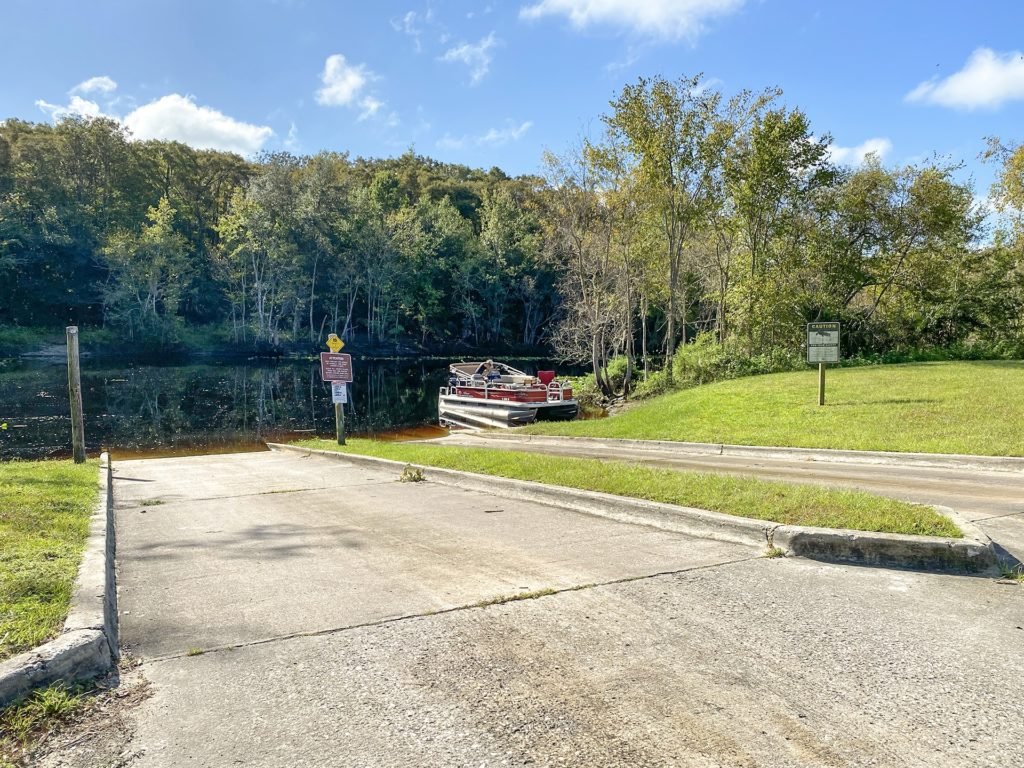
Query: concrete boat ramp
xmin=42 ymin=449 xmax=1024 ymax=767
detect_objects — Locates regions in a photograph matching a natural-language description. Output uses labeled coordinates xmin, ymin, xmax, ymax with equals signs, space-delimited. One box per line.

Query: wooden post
xmin=335 ymin=402 xmax=345 ymax=445
xmin=818 ymin=362 xmax=826 ymax=407
xmin=66 ymin=326 xmax=86 ymax=463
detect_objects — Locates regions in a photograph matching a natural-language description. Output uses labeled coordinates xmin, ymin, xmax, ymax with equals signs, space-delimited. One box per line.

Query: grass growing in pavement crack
xmin=764 ymin=546 xmax=786 ymax=559
xmin=296 ymin=439 xmax=961 ymax=538
xmin=473 ymin=588 xmax=558 ymax=608
xmin=186 ymin=647 xmax=205 ymax=656
xmin=997 ymin=561 xmax=1024 ymax=583
xmin=399 ymin=465 xmax=426 ymax=483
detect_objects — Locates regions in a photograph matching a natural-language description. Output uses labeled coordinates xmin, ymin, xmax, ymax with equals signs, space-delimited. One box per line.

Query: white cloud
xmin=519 ymin=0 xmax=744 ymax=41
xmin=392 ymin=10 xmax=423 ymax=52
xmin=316 ymin=53 xmax=372 ymax=107
xmin=123 ymin=94 xmax=274 ymax=155
xmin=70 ymin=76 xmax=118 ymax=95
xmin=315 ymin=53 xmax=388 ymax=120
xmin=358 ymin=96 xmax=384 ymax=121
xmin=284 ymin=122 xmax=300 ymax=151
xmin=36 ymin=76 xmax=119 ymax=121
xmin=479 ymin=121 xmax=533 ymax=145
xmin=827 ymin=137 xmax=892 ymax=167
xmin=906 ymin=48 xmax=1024 ymax=110
xmin=440 ymin=32 xmax=500 ymax=84
xmin=437 ymin=120 xmax=532 ymax=151
xmin=35 ymin=95 xmax=110 ymax=121
xmin=35 ymin=77 xmax=275 ymax=156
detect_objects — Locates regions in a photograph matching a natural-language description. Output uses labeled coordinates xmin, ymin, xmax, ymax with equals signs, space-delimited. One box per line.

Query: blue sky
xmin=4 ymin=0 xmax=1024 ymax=198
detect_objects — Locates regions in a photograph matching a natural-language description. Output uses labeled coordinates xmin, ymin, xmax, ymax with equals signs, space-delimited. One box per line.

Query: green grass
xmin=0 ymin=681 xmax=92 ymax=765
xmin=0 ymin=459 xmax=98 ymax=661
xmin=525 ymin=361 xmax=1024 ymax=457
xmin=295 ymin=439 xmax=960 ymax=538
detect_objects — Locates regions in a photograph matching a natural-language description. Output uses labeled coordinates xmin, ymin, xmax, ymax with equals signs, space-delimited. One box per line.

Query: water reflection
xmin=0 ymin=358 xmax=570 ymax=460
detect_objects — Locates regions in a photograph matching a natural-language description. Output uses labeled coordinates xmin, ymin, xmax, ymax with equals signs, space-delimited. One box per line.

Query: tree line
xmin=0 ymin=117 xmax=554 ymax=352
xmin=544 ymin=76 xmax=1023 ymax=394
xmin=2 ymin=74 xmax=1022 ymax=383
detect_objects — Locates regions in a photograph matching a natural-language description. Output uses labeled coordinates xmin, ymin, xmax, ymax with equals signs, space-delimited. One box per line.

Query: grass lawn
xmin=295 ymin=439 xmax=960 ymax=538
xmin=525 ymin=361 xmax=1024 ymax=456
xmin=0 ymin=460 xmax=98 ymax=662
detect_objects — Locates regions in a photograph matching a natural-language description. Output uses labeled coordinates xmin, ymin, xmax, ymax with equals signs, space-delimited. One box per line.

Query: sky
xmin=3 ymin=0 xmax=1024 ymax=200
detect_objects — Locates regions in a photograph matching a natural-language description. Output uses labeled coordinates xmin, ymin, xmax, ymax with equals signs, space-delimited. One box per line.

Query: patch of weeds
xmin=139 ymin=498 xmax=165 ymax=506
xmin=186 ymin=647 xmax=205 ymax=657
xmin=474 ymin=587 xmax=558 ymax=608
xmin=0 ymin=682 xmax=90 ymax=762
xmin=399 ymin=465 xmax=425 ymax=483
xmin=997 ymin=561 xmax=1024 ymax=584
xmin=764 ymin=546 xmax=786 ymax=559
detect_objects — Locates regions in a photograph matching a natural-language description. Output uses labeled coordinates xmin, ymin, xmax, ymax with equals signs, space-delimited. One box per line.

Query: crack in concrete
xmin=975 ymin=510 xmax=1024 ymax=523
xmin=143 ymin=553 xmax=763 ymax=664
xmin=119 ymin=479 xmax=395 ymax=506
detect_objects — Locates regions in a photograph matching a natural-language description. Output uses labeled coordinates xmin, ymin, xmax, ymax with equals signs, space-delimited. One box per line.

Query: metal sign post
xmin=806 ymin=322 xmax=840 ymax=406
xmin=321 ymin=335 xmax=353 ymax=445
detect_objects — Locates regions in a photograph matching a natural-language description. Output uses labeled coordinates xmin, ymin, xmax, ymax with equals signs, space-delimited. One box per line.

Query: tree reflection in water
xmin=0 ymin=358 xmax=564 ymax=460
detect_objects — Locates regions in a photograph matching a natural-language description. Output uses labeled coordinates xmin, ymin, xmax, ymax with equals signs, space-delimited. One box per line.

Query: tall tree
xmin=603 ymin=75 xmax=729 ymax=382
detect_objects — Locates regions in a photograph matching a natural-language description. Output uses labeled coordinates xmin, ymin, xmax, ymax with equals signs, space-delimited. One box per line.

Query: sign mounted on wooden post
xmin=326 ymin=333 xmax=344 ymax=353
xmin=322 ymin=336 xmax=353 ymax=445
xmin=806 ymin=322 xmax=840 ymax=364
xmin=807 ymin=322 xmax=840 ymax=406
xmin=320 ymin=352 xmax=353 ymax=382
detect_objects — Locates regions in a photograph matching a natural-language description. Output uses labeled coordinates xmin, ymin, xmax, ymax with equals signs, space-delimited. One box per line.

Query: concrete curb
xmin=0 ymin=453 xmax=118 ymax=708
xmin=268 ymin=444 xmax=997 ymax=574
xmin=470 ymin=433 xmax=1024 ymax=473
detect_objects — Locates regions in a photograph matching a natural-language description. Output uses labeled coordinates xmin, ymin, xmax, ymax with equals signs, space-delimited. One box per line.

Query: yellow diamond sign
xmin=326 ymin=334 xmax=344 ymax=353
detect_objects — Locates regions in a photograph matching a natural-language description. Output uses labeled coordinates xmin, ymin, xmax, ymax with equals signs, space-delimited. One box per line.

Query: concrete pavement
xmin=40 ymin=450 xmax=1024 ymax=767
xmin=439 ymin=433 xmax=1024 ymax=561
xmin=113 ymin=451 xmax=751 ymax=659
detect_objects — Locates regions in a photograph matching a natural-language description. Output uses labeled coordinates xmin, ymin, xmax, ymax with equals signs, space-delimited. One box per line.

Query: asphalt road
xmin=40 ymin=450 xmax=1024 ymax=768
xmin=439 ymin=433 xmax=1024 ymax=562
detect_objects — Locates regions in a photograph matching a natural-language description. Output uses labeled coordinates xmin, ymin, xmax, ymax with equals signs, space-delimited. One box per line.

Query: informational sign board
xmin=331 ymin=382 xmax=348 ymax=404
xmin=807 ymin=322 xmax=840 ymax=364
xmin=320 ymin=352 xmax=353 ymax=382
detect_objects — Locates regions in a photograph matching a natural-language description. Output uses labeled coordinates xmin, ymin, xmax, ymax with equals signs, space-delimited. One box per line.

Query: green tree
xmin=603 ymin=75 xmax=729 ymax=382
xmin=102 ymin=196 xmax=188 ymax=344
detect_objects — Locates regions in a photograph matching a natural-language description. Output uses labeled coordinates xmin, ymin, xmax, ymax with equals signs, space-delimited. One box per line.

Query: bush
xmin=0 ymin=326 xmax=61 ymax=356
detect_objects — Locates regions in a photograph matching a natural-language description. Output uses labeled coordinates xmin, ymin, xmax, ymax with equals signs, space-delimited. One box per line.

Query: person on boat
xmin=474 ymin=360 xmax=499 ymax=380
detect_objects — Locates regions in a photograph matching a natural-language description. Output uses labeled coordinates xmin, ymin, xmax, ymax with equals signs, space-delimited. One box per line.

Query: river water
xmin=0 ymin=357 xmax=576 ymax=460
